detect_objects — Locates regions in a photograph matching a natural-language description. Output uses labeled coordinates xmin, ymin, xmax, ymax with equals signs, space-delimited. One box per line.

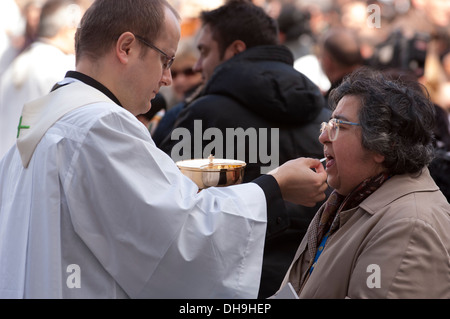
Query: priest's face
xmin=125 ymin=6 xmax=180 ymax=115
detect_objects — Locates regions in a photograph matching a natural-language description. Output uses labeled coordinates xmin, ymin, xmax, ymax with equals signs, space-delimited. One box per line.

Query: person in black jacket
xmin=158 ymin=0 xmax=331 ymax=298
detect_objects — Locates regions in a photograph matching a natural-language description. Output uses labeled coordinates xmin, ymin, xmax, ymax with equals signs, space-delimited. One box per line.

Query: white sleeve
xmin=64 ymin=110 xmax=268 ymax=298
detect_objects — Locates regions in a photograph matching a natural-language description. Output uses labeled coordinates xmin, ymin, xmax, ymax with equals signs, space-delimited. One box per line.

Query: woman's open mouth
xmin=325 ymin=154 xmax=335 ymax=169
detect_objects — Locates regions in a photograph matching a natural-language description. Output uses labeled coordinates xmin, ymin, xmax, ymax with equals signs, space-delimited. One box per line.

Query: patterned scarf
xmin=300 ymin=172 xmax=391 ymax=288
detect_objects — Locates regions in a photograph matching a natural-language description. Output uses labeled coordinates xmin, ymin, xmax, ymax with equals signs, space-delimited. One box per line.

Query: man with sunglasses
xmin=168 ymin=37 xmax=203 ymax=103
xmin=0 ymin=0 xmax=328 ymax=299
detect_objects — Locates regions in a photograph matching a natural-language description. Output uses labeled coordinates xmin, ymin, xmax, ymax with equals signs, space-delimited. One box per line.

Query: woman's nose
xmin=319 ymin=127 xmax=329 ymax=144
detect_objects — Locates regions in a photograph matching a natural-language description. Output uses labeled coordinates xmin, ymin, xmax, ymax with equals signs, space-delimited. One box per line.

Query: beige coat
xmin=279 ymin=168 xmax=450 ymax=298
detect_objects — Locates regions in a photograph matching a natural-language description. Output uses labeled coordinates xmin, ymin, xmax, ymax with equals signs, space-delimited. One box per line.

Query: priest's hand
xmin=269 ymin=157 xmax=328 ymax=207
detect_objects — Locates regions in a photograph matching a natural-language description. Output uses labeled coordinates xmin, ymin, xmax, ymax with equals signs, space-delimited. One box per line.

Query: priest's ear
xmin=115 ymin=32 xmax=135 ymax=64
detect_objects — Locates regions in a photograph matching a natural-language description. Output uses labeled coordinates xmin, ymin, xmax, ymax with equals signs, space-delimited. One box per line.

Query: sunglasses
xmin=171 ymin=67 xmax=198 ymax=79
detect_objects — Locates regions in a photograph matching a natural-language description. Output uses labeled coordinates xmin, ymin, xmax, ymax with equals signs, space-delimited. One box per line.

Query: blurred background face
xmin=170 ymin=53 xmax=202 ymax=100
xmin=415 ymin=0 xmax=450 ymax=27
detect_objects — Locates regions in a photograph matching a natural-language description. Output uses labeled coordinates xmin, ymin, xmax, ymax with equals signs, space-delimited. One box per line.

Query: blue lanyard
xmin=309 ymin=233 xmax=330 ymax=274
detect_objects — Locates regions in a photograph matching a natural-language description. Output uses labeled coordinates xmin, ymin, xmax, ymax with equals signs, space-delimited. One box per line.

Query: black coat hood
xmin=203 ymin=45 xmax=325 ymax=125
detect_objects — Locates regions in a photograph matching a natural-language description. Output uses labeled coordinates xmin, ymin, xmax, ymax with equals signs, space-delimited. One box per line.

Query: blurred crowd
xmin=165 ymin=0 xmax=450 ymax=112
xmin=0 ymin=0 xmax=93 ymax=158
xmin=165 ymin=0 xmax=450 ymax=200
xmin=0 ymin=0 xmax=93 ymax=74
xmin=2 ymin=0 xmax=450 ymax=119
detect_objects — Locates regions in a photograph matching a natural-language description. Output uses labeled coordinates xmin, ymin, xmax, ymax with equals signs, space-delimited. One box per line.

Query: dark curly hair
xmin=329 ymin=67 xmax=436 ymax=175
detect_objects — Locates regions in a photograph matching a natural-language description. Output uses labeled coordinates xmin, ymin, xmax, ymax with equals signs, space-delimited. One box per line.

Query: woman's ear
xmin=116 ymin=32 xmax=136 ymax=64
xmin=373 ymin=152 xmax=385 ymax=164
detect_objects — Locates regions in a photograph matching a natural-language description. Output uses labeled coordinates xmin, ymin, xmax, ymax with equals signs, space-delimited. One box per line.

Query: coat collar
xmin=359 ymin=167 xmax=439 ymax=215
xmin=231 ymin=45 xmax=294 ymax=65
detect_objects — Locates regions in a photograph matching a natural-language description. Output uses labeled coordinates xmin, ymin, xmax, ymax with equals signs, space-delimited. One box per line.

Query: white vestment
xmin=0 ymin=78 xmax=268 ymax=298
xmin=0 ymin=41 xmax=75 ymax=159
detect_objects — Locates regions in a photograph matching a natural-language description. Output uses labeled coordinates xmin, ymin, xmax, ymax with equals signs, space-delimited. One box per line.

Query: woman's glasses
xmin=320 ymin=118 xmax=360 ymax=141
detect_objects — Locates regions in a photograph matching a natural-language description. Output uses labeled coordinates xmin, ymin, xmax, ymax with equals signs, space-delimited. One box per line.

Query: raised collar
xmin=359 ymin=167 xmax=439 ymax=215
